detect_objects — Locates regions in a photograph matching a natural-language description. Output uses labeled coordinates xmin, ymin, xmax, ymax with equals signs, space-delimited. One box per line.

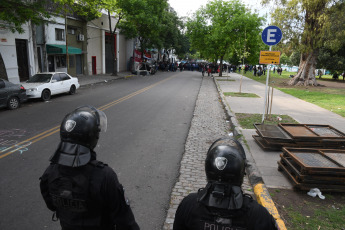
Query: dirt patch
xmin=317 ymin=79 xmax=345 ymax=89
xmin=268 ymin=188 xmax=345 ymax=229
xmin=276 ymin=78 xmax=345 ymax=89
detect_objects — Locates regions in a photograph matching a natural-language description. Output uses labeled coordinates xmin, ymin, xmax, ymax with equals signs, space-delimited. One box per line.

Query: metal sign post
xmin=261 ymin=26 xmax=282 ymax=123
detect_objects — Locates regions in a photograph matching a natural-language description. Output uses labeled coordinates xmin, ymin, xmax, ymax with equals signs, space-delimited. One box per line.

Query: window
xmin=56 ymin=55 xmax=66 ymax=68
xmin=55 ymin=28 xmax=65 ymax=41
xmin=67 ymin=27 xmax=76 ymax=35
xmin=52 ymin=74 xmax=62 ymax=82
xmin=59 ymin=73 xmax=70 ymax=81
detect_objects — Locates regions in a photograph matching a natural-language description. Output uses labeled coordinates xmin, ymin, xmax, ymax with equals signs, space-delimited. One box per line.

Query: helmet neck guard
xmin=50 ymin=142 xmax=94 ymax=167
xmin=197 ymin=182 xmax=243 ymax=210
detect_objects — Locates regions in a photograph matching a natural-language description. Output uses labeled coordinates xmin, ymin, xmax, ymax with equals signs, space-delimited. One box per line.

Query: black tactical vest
xmin=47 ymin=160 xmax=105 ymax=228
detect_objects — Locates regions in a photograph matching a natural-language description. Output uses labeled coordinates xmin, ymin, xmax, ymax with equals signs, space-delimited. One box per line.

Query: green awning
xmin=46 ymin=44 xmax=82 ymax=54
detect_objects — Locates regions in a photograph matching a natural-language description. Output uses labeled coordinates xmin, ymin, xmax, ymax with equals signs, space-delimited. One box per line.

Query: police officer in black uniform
xmin=173 ymin=137 xmax=279 ymax=230
xmin=40 ymin=106 xmax=140 ymax=230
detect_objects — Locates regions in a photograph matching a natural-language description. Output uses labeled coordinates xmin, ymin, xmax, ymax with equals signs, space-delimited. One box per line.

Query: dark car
xmin=0 ymin=79 xmax=27 ymax=110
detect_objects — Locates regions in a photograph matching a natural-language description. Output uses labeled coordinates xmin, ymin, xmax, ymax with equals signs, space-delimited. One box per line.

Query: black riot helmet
xmin=205 ymin=137 xmax=246 ymax=186
xmin=60 ymin=105 xmax=107 ymax=150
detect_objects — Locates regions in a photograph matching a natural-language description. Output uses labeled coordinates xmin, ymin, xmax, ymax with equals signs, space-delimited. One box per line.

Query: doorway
xmin=92 ymin=56 xmax=97 ymax=75
xmin=105 ymin=33 xmax=116 ymax=74
xmin=48 ymin=56 xmax=55 ymax=72
xmin=15 ymin=39 xmax=29 ymax=81
xmin=76 ymin=55 xmax=82 ymax=74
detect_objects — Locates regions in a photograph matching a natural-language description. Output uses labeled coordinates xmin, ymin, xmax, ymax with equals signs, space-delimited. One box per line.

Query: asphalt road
xmin=0 ymin=71 xmax=203 ymax=230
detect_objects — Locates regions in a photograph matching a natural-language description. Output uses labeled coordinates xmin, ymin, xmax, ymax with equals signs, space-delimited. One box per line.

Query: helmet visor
xmin=75 ymin=105 xmax=107 ymax=132
xmin=97 ymin=109 xmax=107 ymax=132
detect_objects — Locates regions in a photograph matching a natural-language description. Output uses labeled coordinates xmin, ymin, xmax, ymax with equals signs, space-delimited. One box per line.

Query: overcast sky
xmin=168 ymin=0 xmax=271 ymax=22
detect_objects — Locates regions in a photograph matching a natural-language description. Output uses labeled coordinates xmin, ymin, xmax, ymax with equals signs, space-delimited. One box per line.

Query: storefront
xmin=46 ymin=44 xmax=82 ymax=74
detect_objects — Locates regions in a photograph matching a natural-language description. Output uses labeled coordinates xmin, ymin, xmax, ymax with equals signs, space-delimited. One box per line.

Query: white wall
xmin=118 ymin=34 xmax=127 ymax=72
xmin=0 ymin=23 xmax=35 ymax=83
xmin=45 ymin=16 xmax=65 ymax=45
xmin=87 ymin=14 xmax=120 ymax=75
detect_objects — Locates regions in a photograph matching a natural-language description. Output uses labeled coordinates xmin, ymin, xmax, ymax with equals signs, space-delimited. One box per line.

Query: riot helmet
xmin=205 ymin=137 xmax=246 ymax=186
xmin=60 ymin=105 xmax=107 ymax=149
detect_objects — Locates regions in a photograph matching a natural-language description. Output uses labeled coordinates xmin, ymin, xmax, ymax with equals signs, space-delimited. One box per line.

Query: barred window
xmin=55 ymin=28 xmax=65 ymax=41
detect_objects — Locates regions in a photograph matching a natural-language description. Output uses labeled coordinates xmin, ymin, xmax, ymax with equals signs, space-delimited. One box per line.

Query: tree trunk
xmin=31 ymin=23 xmax=39 ymax=73
xmin=0 ymin=52 xmax=8 ymax=80
xmin=288 ymin=51 xmax=318 ymax=86
xmin=219 ymin=56 xmax=223 ymax=77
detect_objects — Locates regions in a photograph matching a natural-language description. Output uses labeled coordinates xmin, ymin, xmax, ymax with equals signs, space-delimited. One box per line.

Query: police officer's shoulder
xmin=89 ymin=159 xmax=107 ymax=168
xmin=88 ymin=160 xmax=118 ymax=177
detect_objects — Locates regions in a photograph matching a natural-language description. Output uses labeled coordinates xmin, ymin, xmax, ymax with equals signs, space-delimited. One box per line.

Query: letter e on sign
xmin=262 ymin=26 xmax=282 ymax=46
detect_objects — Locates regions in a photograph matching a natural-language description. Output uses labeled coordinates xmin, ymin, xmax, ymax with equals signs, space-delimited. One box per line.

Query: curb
xmin=213 ymin=75 xmax=287 ymax=230
xmin=78 ymin=73 xmax=135 ymax=87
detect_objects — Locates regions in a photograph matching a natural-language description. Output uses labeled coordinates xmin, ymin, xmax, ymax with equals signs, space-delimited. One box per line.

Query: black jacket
xmin=40 ymin=155 xmax=140 ymax=230
xmin=173 ymin=193 xmax=278 ymax=230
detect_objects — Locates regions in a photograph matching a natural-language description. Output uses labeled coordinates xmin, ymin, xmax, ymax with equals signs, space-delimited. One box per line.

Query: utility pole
xmin=65 ymin=4 xmax=69 ymax=72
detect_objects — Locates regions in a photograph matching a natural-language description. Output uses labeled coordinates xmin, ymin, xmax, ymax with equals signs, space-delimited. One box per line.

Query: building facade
xmin=1 ymin=12 xmax=134 ymax=84
xmin=0 ymin=22 xmax=35 ymax=83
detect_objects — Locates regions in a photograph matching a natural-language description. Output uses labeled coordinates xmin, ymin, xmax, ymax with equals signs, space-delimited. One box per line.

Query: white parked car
xmin=22 ymin=72 xmax=80 ymax=101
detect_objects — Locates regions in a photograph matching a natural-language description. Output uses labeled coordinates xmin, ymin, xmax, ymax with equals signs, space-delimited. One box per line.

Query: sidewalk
xmin=215 ymin=72 xmax=345 ymax=189
xmin=163 ymin=75 xmax=254 ymax=229
xmin=76 ymin=72 xmax=134 ymax=86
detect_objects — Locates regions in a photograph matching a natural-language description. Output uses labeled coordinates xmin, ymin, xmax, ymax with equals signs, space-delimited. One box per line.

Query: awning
xmin=46 ymin=44 xmax=82 ymax=54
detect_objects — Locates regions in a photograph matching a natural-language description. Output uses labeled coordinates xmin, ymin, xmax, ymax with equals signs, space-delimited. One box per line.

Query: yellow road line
xmin=0 ymin=75 xmax=176 ymax=159
xmin=254 ymin=183 xmax=287 ymax=230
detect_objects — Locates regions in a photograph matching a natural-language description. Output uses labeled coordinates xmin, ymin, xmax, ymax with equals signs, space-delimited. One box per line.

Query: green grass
xmin=286 ymin=205 xmax=345 ymax=230
xmin=223 ymin=92 xmax=259 ymax=97
xmin=237 ymin=70 xmax=345 ymax=117
xmin=278 ymin=88 xmax=345 ymax=117
xmin=217 ymin=79 xmax=235 ymax=81
xmin=235 ymin=113 xmax=298 ymax=129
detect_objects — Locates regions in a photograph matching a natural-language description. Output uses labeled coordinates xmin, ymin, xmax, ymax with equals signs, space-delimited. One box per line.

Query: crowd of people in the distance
xmin=154 ymin=61 xmax=289 ymax=79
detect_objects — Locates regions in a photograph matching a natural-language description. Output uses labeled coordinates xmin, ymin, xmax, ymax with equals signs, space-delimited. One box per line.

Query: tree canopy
xmin=118 ymin=0 xmax=168 ymax=54
xmin=186 ymin=0 xmax=264 ymax=75
xmin=263 ymin=0 xmax=345 ymax=85
xmin=0 ymin=0 xmax=51 ymax=33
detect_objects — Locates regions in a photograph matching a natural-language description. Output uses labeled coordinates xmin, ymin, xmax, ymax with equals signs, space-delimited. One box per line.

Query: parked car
xmin=21 ymin=72 xmax=80 ymax=101
xmin=0 ymin=79 xmax=27 ymax=110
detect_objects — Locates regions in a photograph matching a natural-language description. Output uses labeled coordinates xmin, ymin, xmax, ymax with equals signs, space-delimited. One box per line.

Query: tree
xmin=0 ymin=0 xmax=103 ymax=79
xmin=317 ymin=46 xmax=345 ymax=73
xmin=102 ymin=0 xmax=132 ymax=76
xmin=0 ymin=0 xmax=51 ymax=80
xmin=119 ymin=0 xmax=168 ymax=60
xmin=280 ymin=53 xmax=291 ymax=66
xmin=186 ymin=0 xmax=263 ymax=76
xmin=159 ymin=8 xmax=186 ymax=60
xmin=317 ymin=1 xmax=345 ymax=73
xmin=0 ymin=0 xmax=51 ymax=33
xmin=263 ymin=0 xmax=345 ymax=86
xmin=290 ymin=51 xmax=301 ymax=66
xmin=174 ymin=33 xmax=190 ymax=60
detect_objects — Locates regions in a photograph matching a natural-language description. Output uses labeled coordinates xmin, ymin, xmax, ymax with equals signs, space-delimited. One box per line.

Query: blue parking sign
xmin=262 ymin=26 xmax=282 ymax=46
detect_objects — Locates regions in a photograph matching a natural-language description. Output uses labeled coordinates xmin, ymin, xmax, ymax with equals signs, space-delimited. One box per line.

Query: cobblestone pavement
xmin=163 ymin=75 xmax=254 ymax=229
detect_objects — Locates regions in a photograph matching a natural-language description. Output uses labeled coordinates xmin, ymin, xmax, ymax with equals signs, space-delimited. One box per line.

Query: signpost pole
xmin=262 ymin=46 xmax=271 ymax=122
xmin=260 ymin=25 xmax=282 ymax=123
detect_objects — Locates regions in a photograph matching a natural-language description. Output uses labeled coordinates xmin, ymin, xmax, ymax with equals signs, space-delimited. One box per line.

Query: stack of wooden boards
xmin=253 ymin=123 xmax=345 ymax=191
